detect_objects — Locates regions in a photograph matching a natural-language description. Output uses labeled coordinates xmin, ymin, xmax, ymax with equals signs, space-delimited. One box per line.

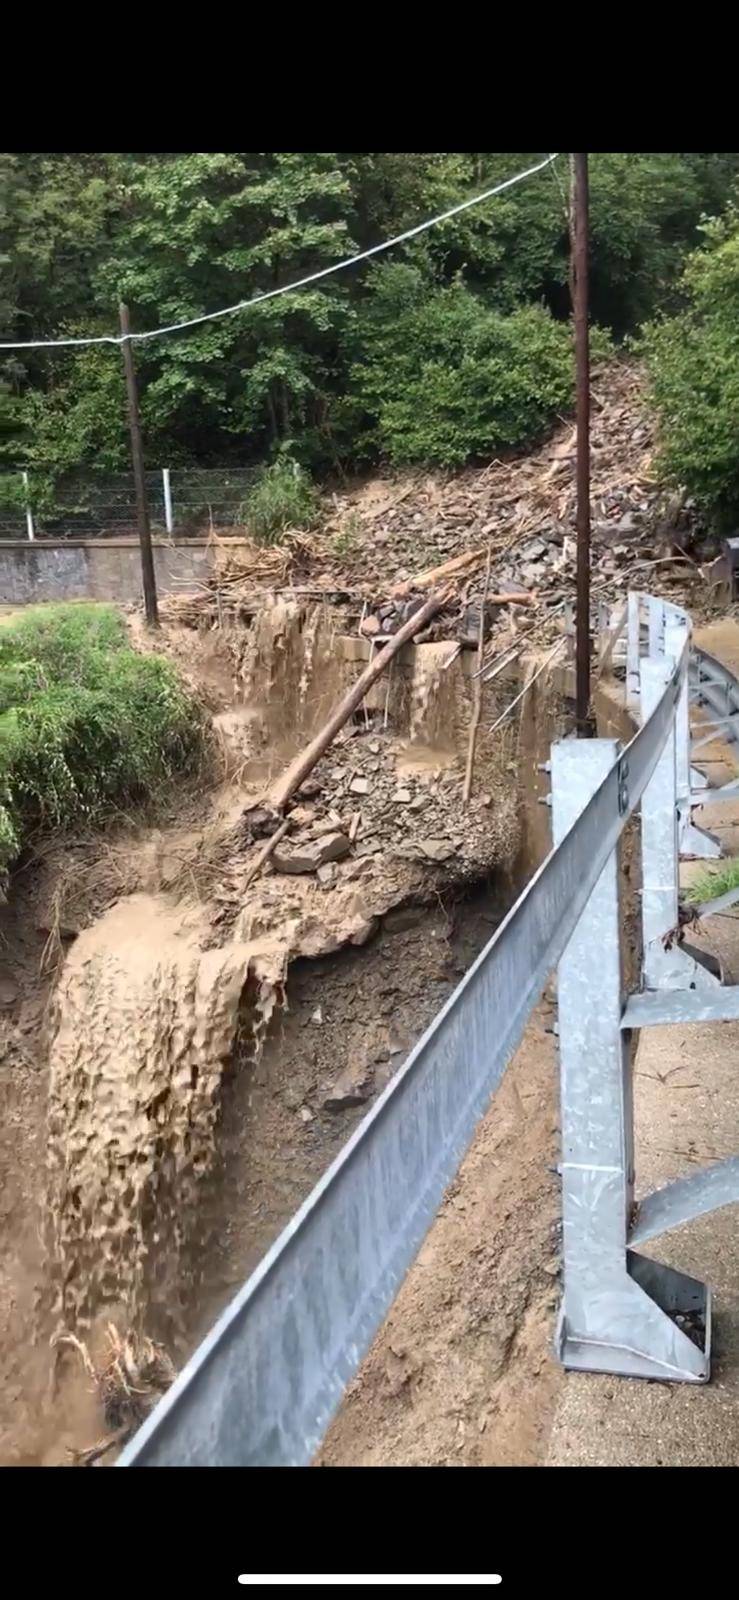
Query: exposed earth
xmin=1 ymin=365 xmax=732 ymax=1468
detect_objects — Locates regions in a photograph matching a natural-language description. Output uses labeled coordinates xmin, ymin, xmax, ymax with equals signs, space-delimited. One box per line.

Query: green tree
xmin=95 ymin=152 xmax=358 ymax=465
xmin=352 ymin=263 xmax=574 ymax=467
xmin=644 ymin=206 xmax=739 ymax=526
xmin=4 ymin=151 xmax=739 ymax=484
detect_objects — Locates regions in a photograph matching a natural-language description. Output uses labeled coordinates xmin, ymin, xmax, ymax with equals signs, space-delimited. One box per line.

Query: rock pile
xmin=160 ymin=361 xmax=708 ymax=654
xmin=240 ymin=715 xmax=520 ymax=892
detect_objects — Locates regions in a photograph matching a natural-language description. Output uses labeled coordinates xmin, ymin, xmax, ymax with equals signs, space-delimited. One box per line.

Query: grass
xmin=242 ymin=457 xmax=319 ymax=544
xmin=685 ymin=857 xmax=739 ymax=903
xmin=0 ymin=603 xmax=203 ymax=884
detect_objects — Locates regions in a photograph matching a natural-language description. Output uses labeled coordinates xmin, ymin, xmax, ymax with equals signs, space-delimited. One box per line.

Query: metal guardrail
xmin=119 ymin=592 xmax=739 ymax=1465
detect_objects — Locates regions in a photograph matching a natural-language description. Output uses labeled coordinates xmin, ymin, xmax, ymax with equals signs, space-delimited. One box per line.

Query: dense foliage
xmin=353 ymin=266 xmax=576 ymax=465
xmin=2 ymin=153 xmax=739 ymax=493
xmin=0 ymin=604 xmax=203 ymax=878
xmin=643 ymin=206 xmax=739 ymax=527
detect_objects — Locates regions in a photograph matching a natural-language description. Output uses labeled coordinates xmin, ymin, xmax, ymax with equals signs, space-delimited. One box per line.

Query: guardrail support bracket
xmin=552 ymin=733 xmax=710 ymax=1383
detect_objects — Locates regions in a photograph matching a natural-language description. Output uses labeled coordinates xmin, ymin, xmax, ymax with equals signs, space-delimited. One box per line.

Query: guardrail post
xmin=665 ymin=616 xmax=722 ymax=861
xmin=640 ymin=653 xmax=720 ymax=990
xmin=626 ymin=591 xmax=641 ymax=708
xmin=552 ymin=734 xmax=710 ymax=1381
xmin=648 ymin=593 xmax=665 ymax=658
xmin=551 ymin=739 xmax=633 ymax=1357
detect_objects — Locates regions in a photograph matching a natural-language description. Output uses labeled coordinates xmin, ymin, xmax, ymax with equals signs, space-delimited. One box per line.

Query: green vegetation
xmin=685 ymin=857 xmax=739 ymax=904
xmin=0 ymin=604 xmax=203 ymax=881
xmin=4 ymin=152 xmax=739 ymax=498
xmin=354 ymin=268 xmax=575 ymax=466
xmin=243 ymin=456 xmax=320 ymax=542
xmin=644 ymin=207 xmax=739 ymax=528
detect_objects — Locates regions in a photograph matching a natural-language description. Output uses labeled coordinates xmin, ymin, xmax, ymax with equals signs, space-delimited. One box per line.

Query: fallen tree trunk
xmin=392 ymin=549 xmax=482 ymax=597
xmin=481 ymin=590 xmax=534 ymax=607
xmin=269 ymin=587 xmax=451 ymax=812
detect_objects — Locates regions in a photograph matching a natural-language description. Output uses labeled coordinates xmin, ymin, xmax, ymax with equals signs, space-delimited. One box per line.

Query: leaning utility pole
xmin=571 ymin=153 xmax=590 ymax=734
xmin=119 ymin=302 xmax=159 ymax=627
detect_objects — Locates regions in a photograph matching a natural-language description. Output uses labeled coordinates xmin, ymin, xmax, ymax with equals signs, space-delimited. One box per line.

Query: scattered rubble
xmin=160 ymin=363 xmax=712 ymax=667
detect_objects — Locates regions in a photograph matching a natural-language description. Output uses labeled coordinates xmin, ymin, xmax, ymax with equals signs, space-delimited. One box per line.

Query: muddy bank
xmin=0 ymin=595 xmax=571 ymax=1465
xmin=186 ymin=886 xmax=524 ymax=1355
xmin=319 ymin=1001 xmax=562 ymax=1467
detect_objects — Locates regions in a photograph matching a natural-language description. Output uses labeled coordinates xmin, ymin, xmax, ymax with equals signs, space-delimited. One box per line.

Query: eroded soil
xmin=0 ymin=597 xmax=567 ymax=1466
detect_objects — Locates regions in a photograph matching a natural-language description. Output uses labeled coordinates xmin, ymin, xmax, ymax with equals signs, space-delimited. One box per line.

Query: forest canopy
xmin=2 ymin=152 xmax=739 ymax=518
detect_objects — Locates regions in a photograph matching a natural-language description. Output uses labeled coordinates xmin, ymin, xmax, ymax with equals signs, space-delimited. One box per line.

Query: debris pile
xmin=207 ymin=695 xmax=520 ymax=946
xmin=162 ymin=530 xmax=335 ymax=627
xmin=52 ymin=1322 xmax=175 ymax=1466
xmin=270 ymin=722 xmax=519 ymax=883
xmin=324 ymin=363 xmax=693 ymax=598
xmin=160 ymin=362 xmax=706 ymax=654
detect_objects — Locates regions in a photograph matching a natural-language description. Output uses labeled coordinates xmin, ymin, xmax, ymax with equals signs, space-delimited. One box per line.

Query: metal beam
xmin=631 ymin=1156 xmax=739 ymax=1245
xmin=622 ymin=986 xmax=739 ymax=1028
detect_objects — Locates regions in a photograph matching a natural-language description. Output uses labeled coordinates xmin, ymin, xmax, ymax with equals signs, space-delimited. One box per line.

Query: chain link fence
xmin=0 ymin=467 xmax=260 ymax=540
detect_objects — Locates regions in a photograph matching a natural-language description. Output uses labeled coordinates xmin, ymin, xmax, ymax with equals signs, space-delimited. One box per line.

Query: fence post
xmin=22 ymin=471 xmax=35 ymax=542
xmin=162 ymin=467 xmax=174 ymax=535
xmin=552 ymin=733 xmax=709 ymax=1381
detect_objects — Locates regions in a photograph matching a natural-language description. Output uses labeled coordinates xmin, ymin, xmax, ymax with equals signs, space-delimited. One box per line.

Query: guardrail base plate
xmin=555 ymin=1253 xmax=711 ymax=1383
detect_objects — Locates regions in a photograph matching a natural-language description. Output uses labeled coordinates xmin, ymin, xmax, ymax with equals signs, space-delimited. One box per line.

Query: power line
xmin=0 ymin=154 xmax=560 ymax=353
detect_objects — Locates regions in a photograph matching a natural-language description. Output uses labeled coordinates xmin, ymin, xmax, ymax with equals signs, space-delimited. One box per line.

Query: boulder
xmin=272 ymin=832 xmax=350 ymax=875
xmin=323 ymin=1056 xmax=374 ymax=1111
xmin=417 ymin=838 xmax=456 ymax=863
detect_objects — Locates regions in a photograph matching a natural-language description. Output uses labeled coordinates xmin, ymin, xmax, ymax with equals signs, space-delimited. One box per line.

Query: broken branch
xmin=242 ymin=818 xmax=290 ymax=890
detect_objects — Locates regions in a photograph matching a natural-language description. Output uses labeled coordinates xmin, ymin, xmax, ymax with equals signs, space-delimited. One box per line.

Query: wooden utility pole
xmin=571 ymin=154 xmax=590 ymax=733
xmin=119 ymin=302 xmax=159 ymax=627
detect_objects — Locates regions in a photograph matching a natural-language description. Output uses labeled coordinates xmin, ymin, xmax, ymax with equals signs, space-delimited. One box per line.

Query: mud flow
xmin=0 ymin=596 xmax=569 ymax=1465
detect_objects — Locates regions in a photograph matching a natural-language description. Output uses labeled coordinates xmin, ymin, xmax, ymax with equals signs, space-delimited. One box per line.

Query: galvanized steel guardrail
xmin=119 ymin=592 xmax=739 ymax=1466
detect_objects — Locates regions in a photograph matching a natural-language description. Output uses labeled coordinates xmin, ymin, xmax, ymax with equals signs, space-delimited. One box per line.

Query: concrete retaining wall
xmin=0 ymin=538 xmax=226 ymax=605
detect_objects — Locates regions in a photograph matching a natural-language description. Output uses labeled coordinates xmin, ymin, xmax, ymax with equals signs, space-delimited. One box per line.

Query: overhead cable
xmin=0 ymin=154 xmax=560 ymax=352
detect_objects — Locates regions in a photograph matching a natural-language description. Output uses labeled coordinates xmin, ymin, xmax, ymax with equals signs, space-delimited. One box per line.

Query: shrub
xmin=643 ymin=209 xmax=739 ymax=527
xmin=352 ymin=265 xmax=576 ymax=468
xmin=0 ymin=603 xmax=203 ymax=882
xmin=243 ymin=457 xmax=320 ymax=543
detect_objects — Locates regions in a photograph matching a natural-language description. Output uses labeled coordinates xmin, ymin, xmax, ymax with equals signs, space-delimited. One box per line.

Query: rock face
xmin=272 ymin=832 xmax=350 ymax=874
